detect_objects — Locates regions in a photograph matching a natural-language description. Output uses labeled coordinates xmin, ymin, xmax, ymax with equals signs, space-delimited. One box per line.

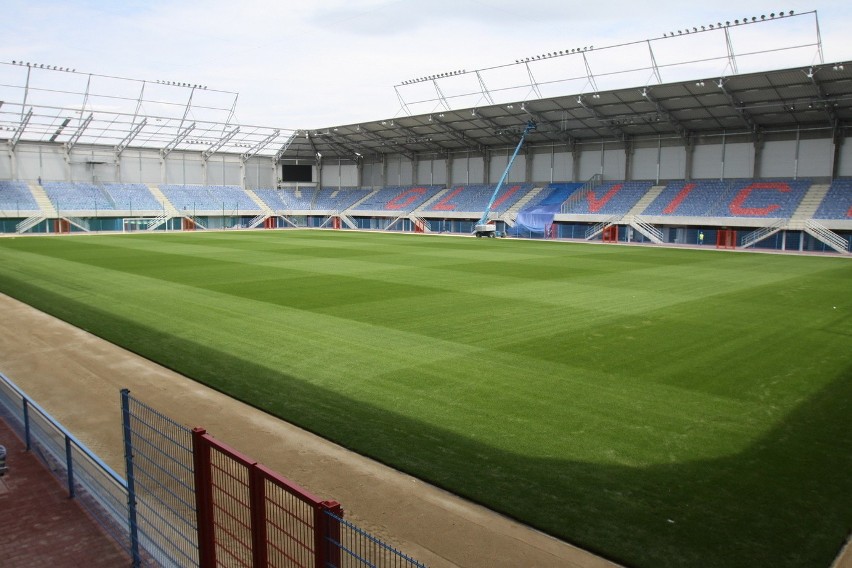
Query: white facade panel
xmin=420 ymin=158 xmax=447 ymax=186
xmin=490 ymin=153 xmax=508 ymax=183
xmin=531 ymin=150 xmax=552 ymax=183
xmin=553 ymin=151 xmax=573 ymax=182
xmin=244 ymin=158 xmax=275 ymax=189
xmin=450 ymin=153 xmax=468 ymax=185
xmin=385 ymin=157 xmax=401 ymax=186
xmin=631 ymin=146 xmax=659 ymax=180
xmin=759 ymin=140 xmax=796 ymax=178
xmin=722 ymin=142 xmax=753 ymax=178
xmin=0 ymin=146 xmax=11 ymax=179
xmin=692 ymin=143 xmax=723 ymax=179
xmin=578 ymin=147 xmax=602 ymax=179
xmin=322 ymin=162 xmax=358 ymax=187
xmin=796 ymin=138 xmax=832 ymax=177
xmin=659 ymin=146 xmax=686 ymax=180
xmin=602 ymin=146 xmax=625 ymax=179
xmin=838 ymin=138 xmax=852 ymax=177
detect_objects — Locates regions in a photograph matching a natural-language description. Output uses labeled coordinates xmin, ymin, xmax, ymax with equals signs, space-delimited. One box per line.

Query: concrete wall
xmin=1 ymin=127 xmax=846 ymax=188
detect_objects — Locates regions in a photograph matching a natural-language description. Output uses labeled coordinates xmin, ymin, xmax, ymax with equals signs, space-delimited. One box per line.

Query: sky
xmin=3 ymin=0 xmax=852 ymax=131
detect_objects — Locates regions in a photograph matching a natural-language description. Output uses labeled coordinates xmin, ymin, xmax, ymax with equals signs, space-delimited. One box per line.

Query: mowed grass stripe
xmin=0 ymin=230 xmax=849 ymax=568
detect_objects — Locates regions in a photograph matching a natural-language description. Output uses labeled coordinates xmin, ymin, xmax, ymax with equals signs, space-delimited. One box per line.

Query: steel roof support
xmin=394 ymin=87 xmax=412 ymax=116
xmin=576 ymin=95 xmax=626 ymax=140
xmin=202 ymin=126 xmax=240 ymax=161
xmin=432 ymin=80 xmax=451 ymax=111
xmin=395 ymin=124 xmax=446 ymax=154
xmin=20 ymin=65 xmax=32 ymax=123
xmin=66 ymin=113 xmax=93 ymax=151
xmin=646 ymin=41 xmax=663 ymax=84
xmin=242 ymin=129 xmax=280 ymax=162
xmin=723 ymin=27 xmax=739 ymax=76
xmin=524 ymin=62 xmax=543 ymax=100
xmin=642 ymin=88 xmax=689 ymax=140
xmin=116 ymin=118 xmax=147 ymax=156
xmin=718 ymin=79 xmax=758 ymax=131
xmin=160 ymin=122 xmax=195 ymax=158
xmin=475 ymin=72 xmax=495 ymax=105
xmin=10 ymin=108 xmax=33 ymax=149
xmin=273 ymin=130 xmax=300 ymax=163
xmin=432 ymin=119 xmax=485 ymax=153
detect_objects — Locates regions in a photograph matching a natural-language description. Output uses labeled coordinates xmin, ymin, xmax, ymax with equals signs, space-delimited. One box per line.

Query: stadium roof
xmin=294 ymin=62 xmax=852 ymax=161
xmin=1 ymin=61 xmax=849 ymax=162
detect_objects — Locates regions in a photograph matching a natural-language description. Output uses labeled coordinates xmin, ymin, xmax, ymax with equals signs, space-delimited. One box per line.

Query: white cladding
xmin=1 ymin=130 xmax=844 ymax=187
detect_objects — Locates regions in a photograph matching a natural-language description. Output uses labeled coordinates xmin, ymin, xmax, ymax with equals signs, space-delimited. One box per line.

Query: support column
xmin=684 ymin=136 xmax=695 ymax=181
xmin=624 ymin=139 xmax=634 ymax=181
xmin=445 ymin=152 xmax=453 ymax=186
xmin=571 ymin=144 xmax=580 ymax=182
xmin=315 ymin=157 xmax=323 ymax=189
xmin=830 ymin=124 xmax=844 ymax=179
xmin=483 ymin=149 xmax=491 ymax=185
xmin=524 ymin=147 xmax=533 ymax=183
xmin=752 ymin=132 xmax=764 ymax=178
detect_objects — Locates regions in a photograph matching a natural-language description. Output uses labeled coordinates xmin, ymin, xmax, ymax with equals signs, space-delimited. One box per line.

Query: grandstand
xmin=0 ymin=53 xmax=848 ymax=249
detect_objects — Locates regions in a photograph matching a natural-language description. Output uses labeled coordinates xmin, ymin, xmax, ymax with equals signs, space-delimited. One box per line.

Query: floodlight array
xmin=662 ymin=10 xmax=795 ymax=37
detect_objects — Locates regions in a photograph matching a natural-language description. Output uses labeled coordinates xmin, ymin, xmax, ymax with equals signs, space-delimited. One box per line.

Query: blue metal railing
xmin=0 ymin=371 xmax=134 ymax=562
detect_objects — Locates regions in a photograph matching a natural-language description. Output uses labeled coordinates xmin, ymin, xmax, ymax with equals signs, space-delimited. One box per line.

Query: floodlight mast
xmin=474 ymin=120 xmax=536 ymax=237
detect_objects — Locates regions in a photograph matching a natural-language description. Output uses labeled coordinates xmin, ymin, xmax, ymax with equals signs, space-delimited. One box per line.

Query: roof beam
xmin=805 ymin=67 xmax=838 ymax=126
xmin=394 ymin=124 xmax=446 ymax=153
xmin=326 ymin=132 xmax=373 ymax=161
xmin=10 ymin=107 xmax=33 ymax=149
xmin=160 ymin=121 xmax=195 ymax=158
xmin=355 ymin=128 xmax=414 ymax=160
xmin=432 ymin=118 xmax=485 ymax=153
xmin=718 ymin=79 xmax=759 ymax=132
xmin=242 ymin=129 xmax=280 ymax=161
xmin=521 ymin=107 xmax=576 ymax=147
xmin=576 ymin=95 xmax=627 ymax=140
xmin=642 ymin=88 xmax=690 ymax=140
xmin=65 ymin=113 xmax=93 ymax=151
xmin=202 ymin=126 xmax=240 ymax=161
xmin=471 ymin=113 xmax=516 ymax=144
xmin=273 ymin=130 xmax=300 ymax=162
xmin=115 ymin=118 xmax=147 ymax=156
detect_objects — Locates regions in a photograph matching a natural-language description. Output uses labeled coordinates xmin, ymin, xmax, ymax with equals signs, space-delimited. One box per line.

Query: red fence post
xmin=192 ymin=428 xmax=217 ymax=567
xmin=316 ymin=500 xmax=343 ymax=568
xmin=249 ymin=466 xmax=268 ymax=568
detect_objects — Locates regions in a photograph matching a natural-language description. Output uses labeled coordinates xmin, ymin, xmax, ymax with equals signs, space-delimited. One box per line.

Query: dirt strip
xmin=0 ymin=292 xmax=619 ymax=568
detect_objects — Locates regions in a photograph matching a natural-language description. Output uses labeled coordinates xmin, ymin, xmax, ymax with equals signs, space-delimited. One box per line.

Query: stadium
xmin=0 ymin=3 xmax=850 ymax=568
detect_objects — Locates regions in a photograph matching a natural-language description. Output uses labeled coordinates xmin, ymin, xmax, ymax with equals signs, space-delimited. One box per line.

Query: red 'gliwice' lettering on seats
xmin=587 ymin=183 xmax=623 ymax=213
xmin=663 ymin=183 xmax=696 ymax=214
xmin=432 ymin=187 xmax=463 ymax=210
xmin=386 ymin=187 xmax=427 ymax=210
xmin=728 ymin=182 xmax=789 ymax=216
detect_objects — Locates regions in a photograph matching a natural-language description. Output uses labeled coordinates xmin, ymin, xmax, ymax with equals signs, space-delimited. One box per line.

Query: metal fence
xmin=122 ymin=389 xmax=200 ymax=568
xmin=0 ymin=379 xmax=428 ymax=568
xmin=0 ymin=372 xmax=133 ymax=561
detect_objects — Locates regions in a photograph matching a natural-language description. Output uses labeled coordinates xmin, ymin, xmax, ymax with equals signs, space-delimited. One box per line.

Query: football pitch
xmin=0 ymin=230 xmax=849 ymax=568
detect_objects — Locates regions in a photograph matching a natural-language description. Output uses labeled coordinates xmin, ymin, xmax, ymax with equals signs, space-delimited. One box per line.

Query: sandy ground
xmin=0 ymin=292 xmax=622 ymax=568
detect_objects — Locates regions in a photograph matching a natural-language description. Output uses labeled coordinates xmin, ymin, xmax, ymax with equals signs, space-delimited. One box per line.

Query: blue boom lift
xmin=473 ymin=120 xmax=536 ymax=238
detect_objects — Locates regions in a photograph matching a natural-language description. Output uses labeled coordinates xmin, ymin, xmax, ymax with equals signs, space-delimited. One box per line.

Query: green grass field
xmin=0 ymin=230 xmax=849 ymax=567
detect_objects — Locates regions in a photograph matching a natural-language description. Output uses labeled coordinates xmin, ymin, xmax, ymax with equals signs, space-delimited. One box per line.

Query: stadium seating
xmin=563 ymin=181 xmax=653 ymax=215
xmin=42 ymin=182 xmax=114 ymax=211
xmin=352 ymin=185 xmax=442 ymax=212
xmin=160 ymin=184 xmax=260 ymax=212
xmin=253 ymin=188 xmax=293 ymax=211
xmin=813 ymin=178 xmax=852 ymax=219
xmin=315 ymin=187 xmax=370 ymax=210
xmin=642 ymin=179 xmax=812 ymax=218
xmin=101 ymin=184 xmax=161 ymax=210
xmin=422 ymin=183 xmax=534 ymax=213
xmin=0 ymin=180 xmax=39 ymax=212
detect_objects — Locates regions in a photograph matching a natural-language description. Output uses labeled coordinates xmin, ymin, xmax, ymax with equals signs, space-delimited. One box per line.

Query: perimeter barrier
xmin=0 ymin=372 xmax=134 ymax=562
xmin=0 ymin=377 xmax=427 ymax=568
